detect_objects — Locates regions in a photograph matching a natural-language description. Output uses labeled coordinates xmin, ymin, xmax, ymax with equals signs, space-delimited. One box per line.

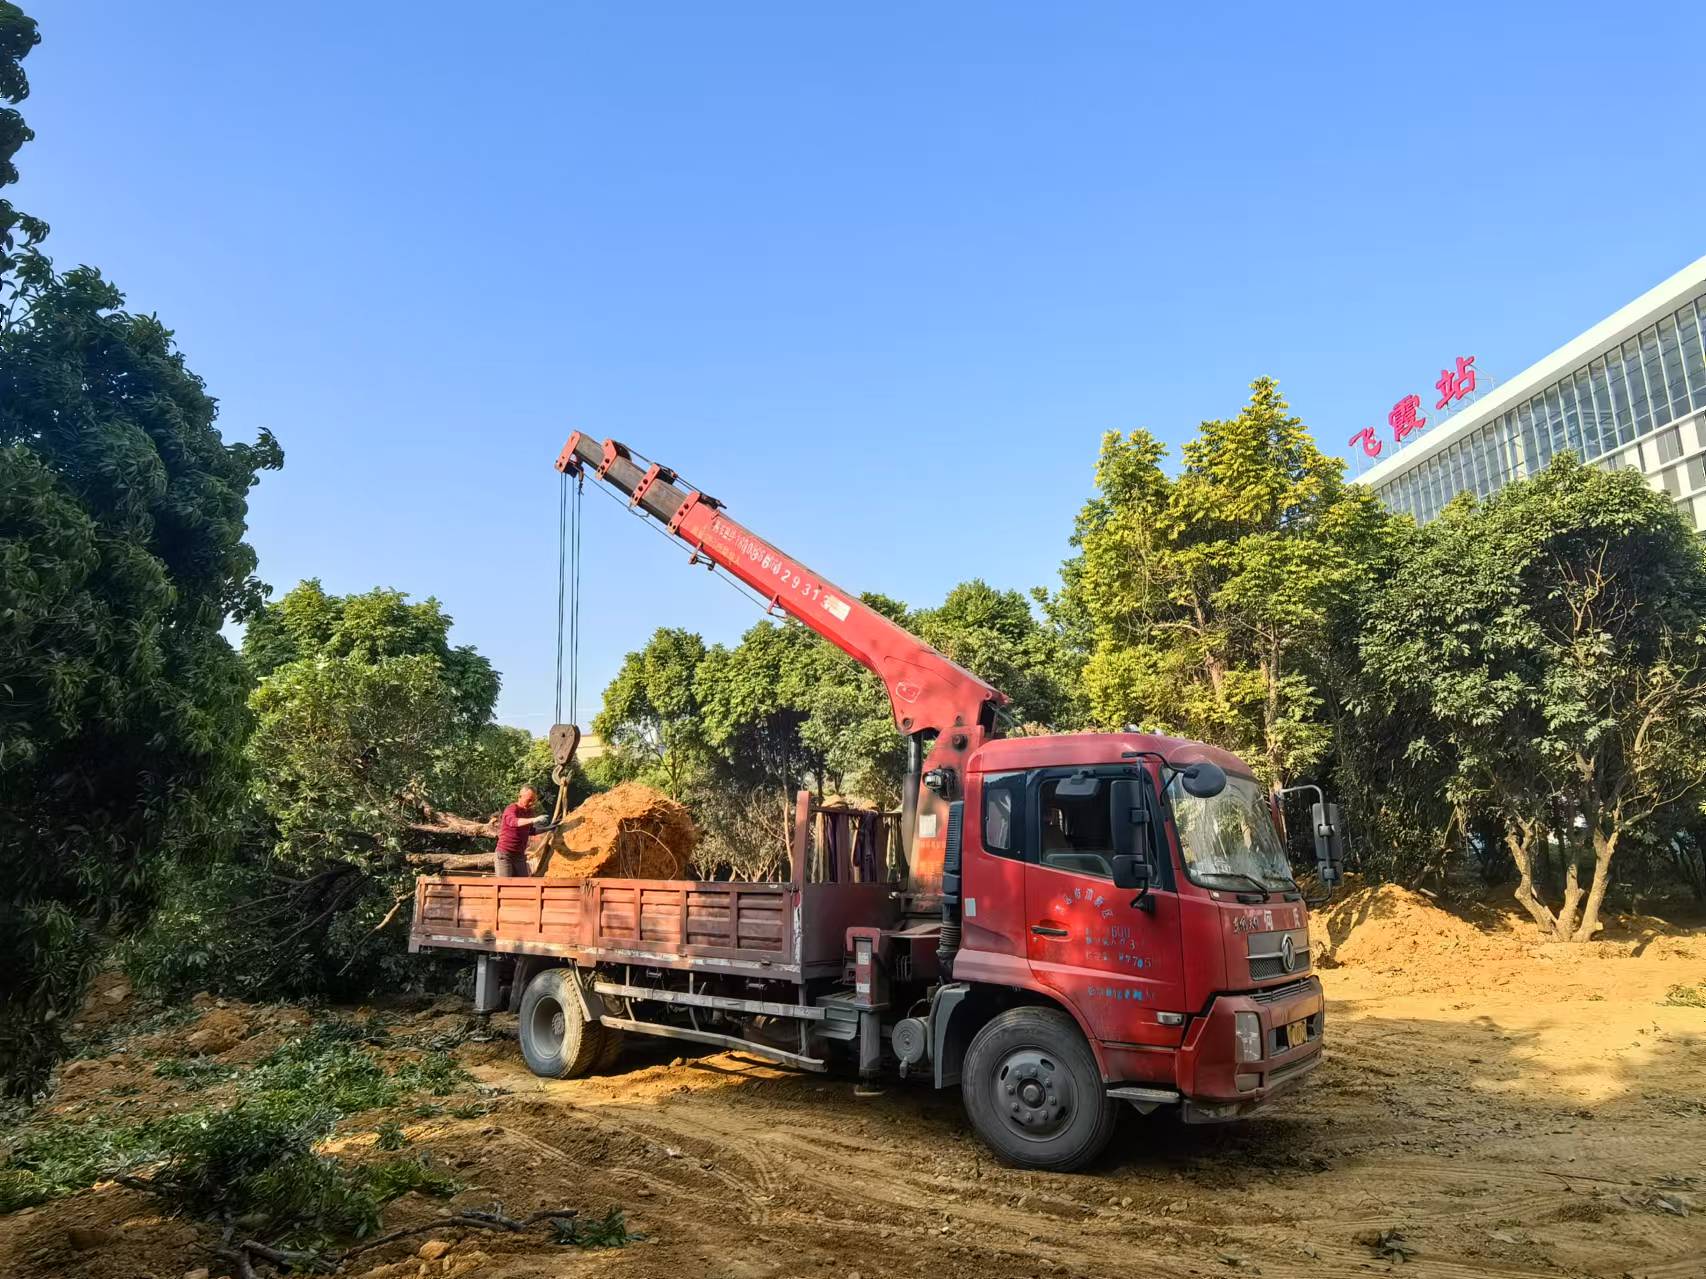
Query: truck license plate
xmin=1284 ymin=1019 xmax=1307 ymax=1049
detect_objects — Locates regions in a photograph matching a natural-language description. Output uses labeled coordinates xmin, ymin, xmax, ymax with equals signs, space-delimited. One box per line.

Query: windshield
xmin=1167 ymin=772 xmax=1294 ymax=890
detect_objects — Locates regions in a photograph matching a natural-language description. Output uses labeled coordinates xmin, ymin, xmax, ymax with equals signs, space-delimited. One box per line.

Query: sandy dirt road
xmin=432 ymin=946 xmax=1706 ymax=1279
xmin=5 ymin=891 xmax=1705 ymax=1279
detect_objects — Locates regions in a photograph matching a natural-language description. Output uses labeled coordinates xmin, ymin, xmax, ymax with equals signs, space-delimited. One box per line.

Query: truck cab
xmin=927 ymin=732 xmax=1325 ymax=1167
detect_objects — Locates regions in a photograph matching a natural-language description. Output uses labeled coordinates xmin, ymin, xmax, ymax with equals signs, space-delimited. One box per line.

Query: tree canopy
xmin=1349 ymin=455 xmax=1706 ymax=939
xmin=242 ymin=582 xmax=526 ymax=864
xmin=0 ymin=5 xmax=285 ymax=1088
xmin=1058 ymin=378 xmax=1396 ymax=787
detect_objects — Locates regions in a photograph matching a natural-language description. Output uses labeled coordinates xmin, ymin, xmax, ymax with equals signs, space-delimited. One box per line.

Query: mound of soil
xmin=535 ymin=782 xmax=697 ymax=881
xmin=1313 ymin=883 xmax=1523 ymax=976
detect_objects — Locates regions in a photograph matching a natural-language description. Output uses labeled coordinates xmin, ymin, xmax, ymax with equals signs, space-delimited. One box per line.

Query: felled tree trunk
xmin=406 ymin=851 xmax=497 ymax=873
xmin=406 ymin=800 xmax=496 ymax=839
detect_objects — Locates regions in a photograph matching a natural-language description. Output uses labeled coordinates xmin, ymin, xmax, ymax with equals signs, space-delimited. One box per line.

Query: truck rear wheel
xmin=518 ymin=967 xmax=605 ymax=1079
xmin=961 ymin=1006 xmax=1117 ymax=1171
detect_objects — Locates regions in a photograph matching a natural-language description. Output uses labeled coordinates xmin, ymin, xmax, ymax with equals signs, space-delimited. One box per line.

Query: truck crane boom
xmin=556 ymin=432 xmax=1007 ymax=906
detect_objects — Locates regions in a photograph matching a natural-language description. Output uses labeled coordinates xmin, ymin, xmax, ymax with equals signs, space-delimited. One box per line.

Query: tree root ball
xmin=534 ymin=783 xmax=698 ymax=881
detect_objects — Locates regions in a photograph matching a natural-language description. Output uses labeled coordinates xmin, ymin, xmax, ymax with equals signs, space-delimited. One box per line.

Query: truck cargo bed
xmin=409 ymin=875 xmax=895 ymax=981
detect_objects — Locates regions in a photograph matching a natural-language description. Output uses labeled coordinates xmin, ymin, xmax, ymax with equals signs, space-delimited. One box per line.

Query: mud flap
xmin=568 ymin=966 xmax=608 ymax=1025
xmin=929 ymin=982 xmax=971 ymax=1088
xmin=473 ymin=954 xmax=504 ymax=1014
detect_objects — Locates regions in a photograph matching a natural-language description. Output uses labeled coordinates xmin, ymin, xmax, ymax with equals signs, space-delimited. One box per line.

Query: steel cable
xmin=554 ymin=468 xmax=568 ymax=727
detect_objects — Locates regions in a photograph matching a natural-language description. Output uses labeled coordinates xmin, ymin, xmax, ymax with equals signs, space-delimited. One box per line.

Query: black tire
xmin=517 ymin=967 xmax=605 ymax=1079
xmin=595 ymin=1024 xmax=626 ymax=1073
xmin=961 ymin=1006 xmax=1117 ymax=1171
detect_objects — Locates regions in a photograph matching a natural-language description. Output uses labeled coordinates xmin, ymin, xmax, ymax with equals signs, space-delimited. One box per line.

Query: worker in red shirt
xmin=494 ymin=785 xmax=553 ymax=876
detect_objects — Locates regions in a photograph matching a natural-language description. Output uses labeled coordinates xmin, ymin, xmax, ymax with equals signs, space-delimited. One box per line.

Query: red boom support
xmin=556 ymin=432 xmax=1008 ymax=905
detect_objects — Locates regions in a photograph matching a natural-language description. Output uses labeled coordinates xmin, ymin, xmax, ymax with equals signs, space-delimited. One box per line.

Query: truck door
xmin=1022 ymin=769 xmax=1187 ymax=1046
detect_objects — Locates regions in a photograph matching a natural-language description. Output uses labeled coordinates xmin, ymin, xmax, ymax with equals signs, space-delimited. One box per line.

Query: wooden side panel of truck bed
xmin=410 ymin=875 xmax=897 ymax=981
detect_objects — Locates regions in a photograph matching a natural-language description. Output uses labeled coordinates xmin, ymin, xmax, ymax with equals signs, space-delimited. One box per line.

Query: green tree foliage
xmin=244 ymin=579 xmax=498 ymax=724
xmin=124 ymin=583 xmax=533 ymax=1004
xmin=0 ymin=10 xmax=283 ymax=1087
xmin=1059 ymin=378 xmax=1397 ymax=787
xmin=0 ymin=3 xmax=48 ymax=327
xmin=595 ymin=580 xmax=1076 ymax=873
xmin=697 ymin=619 xmax=831 ymax=793
xmin=1348 ymin=455 xmax=1706 ymax=940
xmin=243 ymin=582 xmax=505 ymax=860
xmin=914 ymin=580 xmax=1082 ymax=731
xmin=589 ymin=627 xmax=713 ymax=793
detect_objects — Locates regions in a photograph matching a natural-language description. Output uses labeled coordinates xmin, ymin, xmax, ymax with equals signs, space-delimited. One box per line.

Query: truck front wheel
xmin=518 ymin=967 xmax=605 ymax=1079
xmin=961 ymin=1006 xmax=1117 ymax=1171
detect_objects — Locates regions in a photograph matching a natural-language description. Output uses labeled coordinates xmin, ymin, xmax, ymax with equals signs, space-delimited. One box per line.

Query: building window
xmin=1517 ymin=402 xmax=1537 ymax=473
xmin=1681 ymin=301 xmax=1706 ymax=406
xmin=1545 ymin=385 xmax=1571 ymax=457
xmin=1559 ymin=379 xmax=1583 ymax=460
xmin=1658 ymin=315 xmax=1690 ymax=420
xmin=1591 ymin=358 xmax=1615 ymax=445
xmin=1575 ymin=368 xmax=1603 ymax=459
xmin=1624 ymin=338 xmax=1653 ymax=436
xmin=1686 ymin=454 xmax=1706 ymax=493
xmin=1605 ymin=354 xmax=1634 ymax=445
xmin=1642 ymin=327 xmax=1671 ymax=428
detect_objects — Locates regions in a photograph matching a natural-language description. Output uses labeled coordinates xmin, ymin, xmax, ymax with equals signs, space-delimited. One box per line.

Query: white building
xmin=1357 ymin=254 xmax=1706 ymax=529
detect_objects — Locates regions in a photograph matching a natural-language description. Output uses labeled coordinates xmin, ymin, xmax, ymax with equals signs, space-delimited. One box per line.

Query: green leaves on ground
xmin=0 ymin=1023 xmax=467 ymax=1236
xmin=551 ymin=1206 xmax=642 ymax=1248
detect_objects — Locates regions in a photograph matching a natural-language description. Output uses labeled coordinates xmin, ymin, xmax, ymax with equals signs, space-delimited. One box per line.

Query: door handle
xmin=1030 ymin=924 xmax=1069 ymax=938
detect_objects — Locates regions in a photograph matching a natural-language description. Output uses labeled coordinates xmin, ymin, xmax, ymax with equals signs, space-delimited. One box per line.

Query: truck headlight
xmin=1234 ymin=1012 xmax=1262 ymax=1063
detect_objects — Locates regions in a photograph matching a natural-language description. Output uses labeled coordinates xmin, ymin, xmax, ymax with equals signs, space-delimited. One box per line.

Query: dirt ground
xmin=5 ymin=887 xmax=1705 ymax=1279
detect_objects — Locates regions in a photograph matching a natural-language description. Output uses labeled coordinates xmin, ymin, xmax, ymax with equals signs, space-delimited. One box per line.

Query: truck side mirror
xmin=1111 ymin=854 xmax=1151 ymax=891
xmin=1312 ymin=801 xmax=1345 ymax=884
xmin=1109 ymin=778 xmax=1153 ymax=885
xmin=1178 ymin=761 xmax=1226 ymax=799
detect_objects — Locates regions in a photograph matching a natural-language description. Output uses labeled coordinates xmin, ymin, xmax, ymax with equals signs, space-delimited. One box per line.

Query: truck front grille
xmin=1248 ymin=976 xmax=1316 ymax=1004
xmin=1249 ymin=953 xmax=1310 ymax=979
xmin=1245 ymin=927 xmax=1310 ymax=980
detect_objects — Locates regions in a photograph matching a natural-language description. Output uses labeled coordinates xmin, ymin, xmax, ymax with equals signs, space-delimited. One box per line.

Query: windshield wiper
xmin=1199 ymin=871 xmax=1270 ymax=900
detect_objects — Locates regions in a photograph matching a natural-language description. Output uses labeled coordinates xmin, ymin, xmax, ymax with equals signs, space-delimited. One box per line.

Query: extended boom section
xmin=556 ymin=432 xmax=1007 ymax=905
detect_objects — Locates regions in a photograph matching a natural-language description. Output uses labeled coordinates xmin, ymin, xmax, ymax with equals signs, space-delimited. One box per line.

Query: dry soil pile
xmin=1313 ymin=882 xmax=1524 ymax=975
xmin=535 ymin=782 xmax=697 ymax=881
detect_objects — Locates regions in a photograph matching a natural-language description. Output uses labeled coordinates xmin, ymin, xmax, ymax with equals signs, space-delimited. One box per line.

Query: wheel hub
xmin=995 ymin=1049 xmax=1073 ymax=1140
xmin=531 ymin=997 xmax=566 ymax=1056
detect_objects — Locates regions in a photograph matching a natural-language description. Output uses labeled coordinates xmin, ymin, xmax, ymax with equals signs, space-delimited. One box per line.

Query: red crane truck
xmin=408 ymin=433 xmax=1344 ymax=1171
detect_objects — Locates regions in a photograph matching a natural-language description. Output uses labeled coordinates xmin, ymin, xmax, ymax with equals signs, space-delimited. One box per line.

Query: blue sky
xmin=18 ymin=3 xmax=1706 ymax=729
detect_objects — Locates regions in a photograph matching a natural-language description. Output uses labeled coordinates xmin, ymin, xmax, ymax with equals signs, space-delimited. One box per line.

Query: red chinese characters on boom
xmin=1435 ymin=354 xmax=1477 ymax=409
